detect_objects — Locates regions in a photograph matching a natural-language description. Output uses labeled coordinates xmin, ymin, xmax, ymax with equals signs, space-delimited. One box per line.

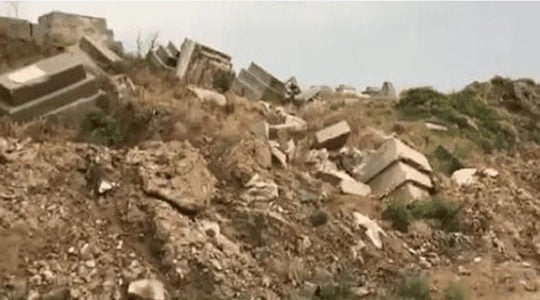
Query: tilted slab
xmin=167 ymin=42 xmax=179 ymax=57
xmin=236 ymin=69 xmax=284 ymax=101
xmin=368 ymin=161 xmax=433 ymax=197
xmin=0 ymin=53 xmax=86 ymax=106
xmin=247 ymin=63 xmax=286 ymax=95
xmin=79 ymin=35 xmax=122 ymax=66
xmin=315 ymin=121 xmax=351 ymax=150
xmin=358 ymin=138 xmax=432 ymax=183
xmin=0 ymin=74 xmax=98 ymax=121
xmin=156 ymin=45 xmax=177 ymax=67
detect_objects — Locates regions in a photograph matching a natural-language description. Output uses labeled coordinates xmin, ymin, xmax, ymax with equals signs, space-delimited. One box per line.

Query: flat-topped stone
xmin=315 ymin=121 xmax=351 ymax=150
xmin=0 ymin=74 xmax=98 ymax=121
xmin=357 ymin=138 xmax=432 ymax=183
xmin=0 ymin=53 xmax=86 ymax=106
xmin=247 ymin=63 xmax=286 ymax=93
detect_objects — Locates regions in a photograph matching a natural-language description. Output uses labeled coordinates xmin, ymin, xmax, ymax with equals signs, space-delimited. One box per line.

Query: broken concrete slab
xmin=269 ymin=141 xmax=288 ymax=168
xmin=187 ymin=86 xmax=227 ymax=106
xmin=155 ymin=44 xmax=177 ymax=67
xmin=147 ymin=50 xmax=176 ymax=72
xmin=340 ymin=179 xmax=371 ymax=197
xmin=231 ymin=62 xmax=287 ymax=102
xmin=0 ymin=53 xmax=87 ymax=106
xmin=0 ymin=73 xmax=99 ymax=121
xmin=392 ymin=182 xmax=430 ymax=201
xmin=315 ymin=121 xmax=351 ymax=150
xmin=176 ymin=38 xmax=234 ymax=90
xmin=295 ymin=86 xmax=323 ymax=102
xmin=79 ymin=35 xmax=122 ymax=67
xmin=357 ymin=138 xmax=432 ymax=183
xmin=368 ymin=161 xmax=433 ymax=197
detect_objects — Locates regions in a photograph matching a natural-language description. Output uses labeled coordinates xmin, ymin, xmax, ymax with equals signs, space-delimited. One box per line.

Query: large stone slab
xmin=79 ymin=35 xmax=122 ymax=66
xmin=368 ymin=161 xmax=433 ymax=197
xmin=0 ymin=53 xmax=86 ymax=106
xmin=247 ymin=63 xmax=286 ymax=94
xmin=235 ymin=69 xmax=285 ymax=101
xmin=0 ymin=74 xmax=99 ymax=121
xmin=315 ymin=121 xmax=351 ymax=150
xmin=357 ymin=138 xmax=432 ymax=183
xmin=0 ymin=17 xmax=32 ymax=41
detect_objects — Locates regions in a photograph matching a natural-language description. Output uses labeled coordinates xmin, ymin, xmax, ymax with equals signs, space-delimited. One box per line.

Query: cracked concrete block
xmin=368 ymin=161 xmax=432 ymax=198
xmin=340 ymin=179 xmax=371 ymax=196
xmin=357 ymin=138 xmax=432 ymax=183
xmin=315 ymin=121 xmax=351 ymax=150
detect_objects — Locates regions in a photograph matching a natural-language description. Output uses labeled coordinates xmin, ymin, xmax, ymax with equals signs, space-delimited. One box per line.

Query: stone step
xmin=0 ymin=74 xmax=98 ymax=121
xmin=0 ymin=52 xmax=87 ymax=106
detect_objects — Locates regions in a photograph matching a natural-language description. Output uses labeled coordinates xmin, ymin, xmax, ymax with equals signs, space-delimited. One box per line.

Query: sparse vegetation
xmin=310 ymin=209 xmax=329 ymax=227
xmin=383 ymin=197 xmax=461 ymax=232
xmin=397 ymin=275 xmax=431 ymax=300
xmin=396 ymin=87 xmax=516 ymax=152
xmin=443 ymin=282 xmax=467 ymax=300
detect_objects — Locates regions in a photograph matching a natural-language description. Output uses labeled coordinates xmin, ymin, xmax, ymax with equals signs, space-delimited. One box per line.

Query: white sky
xmin=3 ymin=1 xmax=540 ymax=92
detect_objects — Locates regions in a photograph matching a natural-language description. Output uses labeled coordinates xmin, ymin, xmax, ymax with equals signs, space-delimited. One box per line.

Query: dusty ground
xmin=1 ymin=39 xmax=540 ymax=300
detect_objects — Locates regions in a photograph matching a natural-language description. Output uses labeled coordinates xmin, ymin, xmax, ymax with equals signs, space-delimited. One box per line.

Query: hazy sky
xmin=4 ymin=1 xmax=540 ymax=92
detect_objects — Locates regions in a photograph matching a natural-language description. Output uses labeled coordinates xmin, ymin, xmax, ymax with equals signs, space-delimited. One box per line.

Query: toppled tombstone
xmin=79 ymin=35 xmax=122 ymax=67
xmin=187 ymin=86 xmax=227 ymax=106
xmin=128 ymin=279 xmax=166 ymax=300
xmin=451 ymin=168 xmax=477 ymax=186
xmin=314 ymin=121 xmax=351 ymax=150
xmin=358 ymin=138 xmax=433 ymax=201
xmin=295 ymin=86 xmax=323 ymax=103
xmin=269 ymin=140 xmax=288 ymax=168
xmin=38 ymin=11 xmax=123 ymax=51
xmin=176 ymin=38 xmax=234 ymax=91
xmin=126 ymin=141 xmax=217 ymax=214
xmin=353 ymin=212 xmax=387 ymax=249
xmin=336 ymin=84 xmax=357 ymax=96
xmin=241 ymin=174 xmax=279 ymax=202
xmin=0 ymin=52 xmax=104 ymax=121
xmin=250 ymin=121 xmax=270 ymax=141
xmin=231 ymin=62 xmax=287 ymax=101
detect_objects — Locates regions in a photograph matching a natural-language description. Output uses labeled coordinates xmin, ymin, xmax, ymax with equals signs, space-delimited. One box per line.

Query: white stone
xmin=482 ymin=168 xmax=499 ymax=178
xmin=340 ymin=179 xmax=371 ymax=196
xmin=188 ymin=86 xmax=227 ymax=106
xmin=8 ymin=65 xmax=46 ymax=83
xmin=451 ymin=168 xmax=477 ymax=186
xmin=97 ymin=180 xmax=114 ymax=194
xmin=358 ymin=138 xmax=432 ymax=183
xmin=352 ymin=212 xmax=386 ymax=249
xmin=315 ymin=121 xmax=351 ymax=150
xmin=425 ymin=122 xmax=448 ymax=131
xmin=368 ymin=161 xmax=432 ymax=197
xmin=128 ymin=279 xmax=167 ymax=300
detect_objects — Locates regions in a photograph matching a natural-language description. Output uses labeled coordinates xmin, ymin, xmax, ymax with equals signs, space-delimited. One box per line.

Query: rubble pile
xmin=1 ymin=9 xmax=540 ymax=300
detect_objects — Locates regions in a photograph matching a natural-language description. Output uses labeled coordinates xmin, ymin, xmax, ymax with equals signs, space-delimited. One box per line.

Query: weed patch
xmin=397 ymin=275 xmax=431 ymax=300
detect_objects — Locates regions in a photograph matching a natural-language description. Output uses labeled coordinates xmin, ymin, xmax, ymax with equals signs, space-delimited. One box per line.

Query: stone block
xmin=236 ymin=69 xmax=284 ymax=101
xmin=250 ymin=121 xmax=270 ymax=141
xmin=247 ymin=63 xmax=286 ymax=94
xmin=0 ymin=53 xmax=87 ymax=106
xmin=357 ymin=138 xmax=432 ymax=183
xmin=368 ymin=161 xmax=433 ymax=197
xmin=340 ymin=179 xmax=371 ymax=196
xmin=79 ymin=35 xmax=122 ymax=66
xmin=315 ymin=121 xmax=351 ymax=150
xmin=0 ymin=17 xmax=32 ymax=40
xmin=156 ymin=45 xmax=176 ymax=67
xmin=0 ymin=74 xmax=99 ymax=121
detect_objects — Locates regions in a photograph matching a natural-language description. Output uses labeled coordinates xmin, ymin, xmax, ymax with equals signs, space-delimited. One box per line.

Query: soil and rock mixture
xmin=1 ymin=38 xmax=540 ymax=300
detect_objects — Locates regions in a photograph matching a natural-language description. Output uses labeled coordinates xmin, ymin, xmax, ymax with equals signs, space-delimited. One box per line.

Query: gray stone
xmin=79 ymin=35 xmax=122 ymax=66
xmin=357 ymin=138 xmax=432 ymax=183
xmin=368 ymin=161 xmax=433 ymax=198
xmin=315 ymin=121 xmax=351 ymax=150
xmin=250 ymin=121 xmax=270 ymax=141
xmin=340 ymin=179 xmax=371 ymax=196
xmin=0 ymin=53 xmax=87 ymax=106
xmin=231 ymin=62 xmax=286 ymax=101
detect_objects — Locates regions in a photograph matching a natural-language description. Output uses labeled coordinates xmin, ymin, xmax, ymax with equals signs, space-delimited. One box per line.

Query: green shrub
xmin=443 ymin=282 xmax=466 ymax=300
xmin=383 ymin=197 xmax=461 ymax=233
xmin=382 ymin=199 xmax=412 ymax=232
xmin=398 ymin=275 xmax=431 ymax=300
xmin=80 ymin=109 xmax=123 ymax=146
xmin=310 ymin=209 xmax=329 ymax=227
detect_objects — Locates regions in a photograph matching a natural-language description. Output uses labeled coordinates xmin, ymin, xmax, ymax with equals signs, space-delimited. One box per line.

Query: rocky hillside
xmin=1 ymin=34 xmax=540 ymax=300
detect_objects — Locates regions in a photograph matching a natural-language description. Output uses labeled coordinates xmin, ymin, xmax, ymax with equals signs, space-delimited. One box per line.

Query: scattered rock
xmin=352 ymin=212 xmax=386 ymax=249
xmin=424 ymin=122 xmax=448 ymax=131
xmin=451 ymin=168 xmax=477 ymax=186
xmin=241 ymin=174 xmax=279 ymax=202
xmin=127 ymin=279 xmax=166 ymax=300
xmin=340 ymin=179 xmax=371 ymax=197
